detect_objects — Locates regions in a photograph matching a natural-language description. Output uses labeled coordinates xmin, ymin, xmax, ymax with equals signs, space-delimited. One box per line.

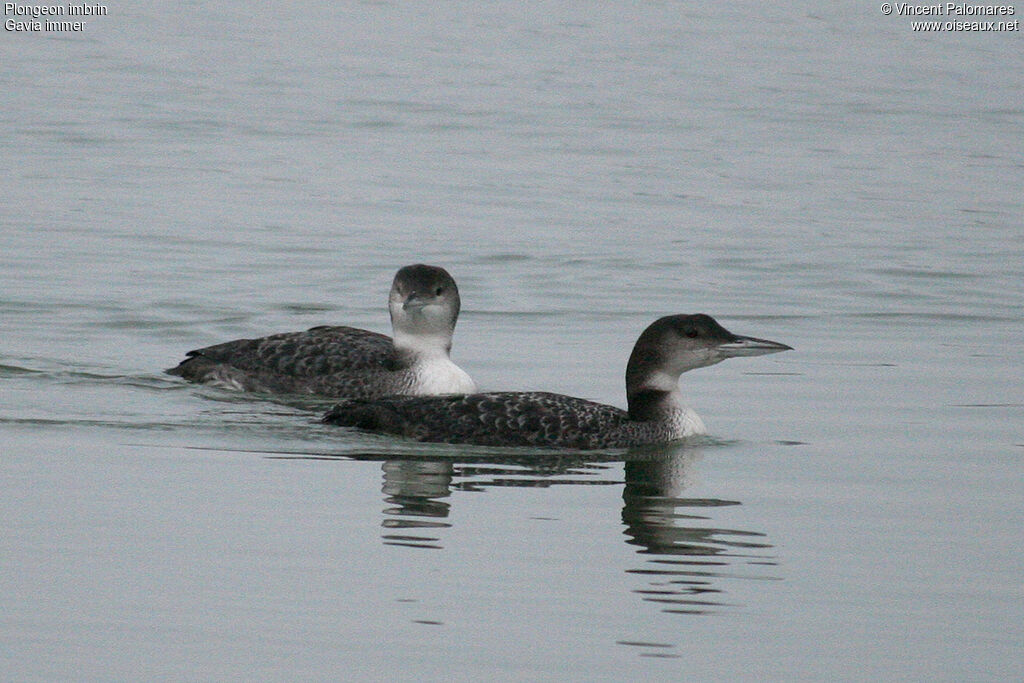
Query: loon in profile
xmin=166 ymin=264 xmax=476 ymax=398
xmin=323 ymin=314 xmax=791 ymax=449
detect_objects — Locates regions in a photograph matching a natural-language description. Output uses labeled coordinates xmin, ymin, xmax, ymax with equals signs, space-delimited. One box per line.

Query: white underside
xmin=411 ymin=357 xmax=477 ymax=395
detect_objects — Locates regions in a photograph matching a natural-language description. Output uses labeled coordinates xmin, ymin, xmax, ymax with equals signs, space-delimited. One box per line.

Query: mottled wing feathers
xmin=167 ymin=326 xmax=395 ymax=387
xmin=324 ymin=391 xmax=632 ymax=449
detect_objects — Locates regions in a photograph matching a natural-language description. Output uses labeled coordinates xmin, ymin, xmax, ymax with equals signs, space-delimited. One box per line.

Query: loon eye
xmin=684 ymin=328 xmax=699 ymax=338
xmin=435 ymin=286 xmax=444 ymax=296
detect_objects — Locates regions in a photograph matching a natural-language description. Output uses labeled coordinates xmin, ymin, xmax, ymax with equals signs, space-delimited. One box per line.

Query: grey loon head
xmin=625 ymin=313 xmax=792 ymax=403
xmin=388 ymin=264 xmax=462 ymax=355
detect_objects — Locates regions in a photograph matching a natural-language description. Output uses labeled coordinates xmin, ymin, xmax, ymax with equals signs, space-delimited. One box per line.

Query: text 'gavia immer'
xmin=166 ymin=264 xmax=476 ymax=398
xmin=323 ymin=314 xmax=791 ymax=449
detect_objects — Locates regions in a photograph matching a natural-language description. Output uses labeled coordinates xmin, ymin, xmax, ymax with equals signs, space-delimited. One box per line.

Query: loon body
xmin=166 ymin=264 xmax=476 ymax=398
xmin=323 ymin=314 xmax=791 ymax=449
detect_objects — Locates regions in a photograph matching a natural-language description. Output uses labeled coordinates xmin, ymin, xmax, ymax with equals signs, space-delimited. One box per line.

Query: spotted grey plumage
xmin=323 ymin=314 xmax=791 ymax=449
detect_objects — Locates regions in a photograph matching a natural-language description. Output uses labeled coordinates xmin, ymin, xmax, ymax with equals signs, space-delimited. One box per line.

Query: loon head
xmin=626 ymin=313 xmax=792 ymax=397
xmin=388 ymin=264 xmax=462 ymax=356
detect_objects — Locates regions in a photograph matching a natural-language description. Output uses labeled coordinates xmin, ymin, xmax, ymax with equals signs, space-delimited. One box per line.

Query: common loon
xmin=166 ymin=264 xmax=476 ymax=398
xmin=323 ymin=314 xmax=791 ymax=449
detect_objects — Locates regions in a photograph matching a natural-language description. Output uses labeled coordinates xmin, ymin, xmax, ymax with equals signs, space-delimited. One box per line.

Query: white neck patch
xmin=392 ymin=331 xmax=452 ymax=359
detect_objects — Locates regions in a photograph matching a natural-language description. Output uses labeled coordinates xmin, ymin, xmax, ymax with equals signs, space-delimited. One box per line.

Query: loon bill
xmin=166 ymin=264 xmax=476 ymax=399
xmin=323 ymin=313 xmax=791 ymax=449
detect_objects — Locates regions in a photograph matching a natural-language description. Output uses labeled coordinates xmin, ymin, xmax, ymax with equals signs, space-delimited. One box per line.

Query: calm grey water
xmin=2 ymin=2 xmax=1022 ymax=680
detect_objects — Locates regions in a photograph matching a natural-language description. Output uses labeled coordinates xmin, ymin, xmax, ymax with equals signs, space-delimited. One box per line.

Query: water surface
xmin=2 ymin=2 xmax=1022 ymax=680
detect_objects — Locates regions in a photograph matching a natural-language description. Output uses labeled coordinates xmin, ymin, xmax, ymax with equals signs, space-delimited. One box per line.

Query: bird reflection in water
xmin=623 ymin=445 xmax=779 ymax=616
xmin=352 ymin=444 xmax=777 ymax=614
xmin=284 ymin=444 xmax=777 ymax=663
xmin=375 ymin=454 xmax=618 ymax=549
xmin=380 ymin=460 xmax=454 ymax=549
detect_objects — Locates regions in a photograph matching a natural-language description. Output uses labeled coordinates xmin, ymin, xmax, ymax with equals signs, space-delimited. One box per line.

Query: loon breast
xmin=410 ymin=357 xmax=477 ymax=395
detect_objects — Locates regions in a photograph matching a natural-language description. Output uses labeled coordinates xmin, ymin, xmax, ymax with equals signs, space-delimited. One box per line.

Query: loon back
xmin=169 ymin=325 xmax=394 ymax=377
xmin=166 ymin=326 xmax=395 ymax=392
xmin=324 ymin=391 xmax=660 ymax=449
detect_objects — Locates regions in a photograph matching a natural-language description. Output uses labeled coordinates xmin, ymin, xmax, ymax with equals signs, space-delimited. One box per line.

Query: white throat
xmin=641 ymin=370 xmax=682 ymax=393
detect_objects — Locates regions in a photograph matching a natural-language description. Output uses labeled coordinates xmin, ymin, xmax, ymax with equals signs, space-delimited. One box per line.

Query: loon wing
xmin=167 ymin=325 xmax=395 ymax=380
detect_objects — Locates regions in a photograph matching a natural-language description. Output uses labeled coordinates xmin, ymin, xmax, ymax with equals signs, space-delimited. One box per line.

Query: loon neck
xmin=626 ymin=385 xmax=686 ymax=422
xmin=624 ymin=331 xmax=689 ymax=422
xmin=392 ymin=330 xmax=453 ymax=364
